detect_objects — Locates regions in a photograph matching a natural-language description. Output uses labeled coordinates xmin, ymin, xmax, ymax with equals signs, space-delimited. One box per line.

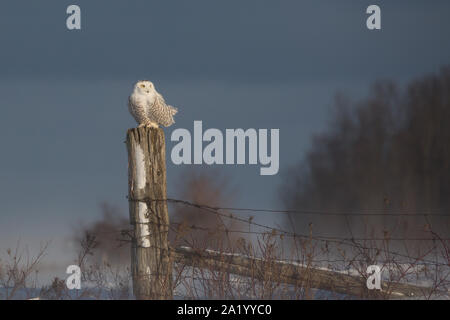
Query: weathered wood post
xmin=126 ymin=127 xmax=173 ymax=300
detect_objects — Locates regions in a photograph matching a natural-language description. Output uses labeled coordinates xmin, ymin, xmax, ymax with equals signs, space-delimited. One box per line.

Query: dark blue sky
xmin=1 ymin=1 xmax=450 ymax=279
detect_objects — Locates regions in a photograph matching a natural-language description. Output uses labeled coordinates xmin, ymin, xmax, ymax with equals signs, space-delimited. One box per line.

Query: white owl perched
xmin=128 ymin=80 xmax=178 ymax=128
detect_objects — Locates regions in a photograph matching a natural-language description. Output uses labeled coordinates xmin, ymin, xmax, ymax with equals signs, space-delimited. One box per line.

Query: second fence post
xmin=126 ymin=127 xmax=173 ymax=299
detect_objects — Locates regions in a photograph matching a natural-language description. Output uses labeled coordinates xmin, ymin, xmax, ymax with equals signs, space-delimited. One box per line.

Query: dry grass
xmin=1 ymin=217 xmax=449 ymax=300
xmin=169 ymin=217 xmax=450 ymax=300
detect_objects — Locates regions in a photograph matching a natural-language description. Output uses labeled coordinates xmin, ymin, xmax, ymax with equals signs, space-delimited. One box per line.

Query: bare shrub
xmin=72 ymin=203 xmax=129 ymax=267
xmin=0 ymin=242 xmax=48 ymax=300
xmin=170 ymin=168 xmax=247 ymax=250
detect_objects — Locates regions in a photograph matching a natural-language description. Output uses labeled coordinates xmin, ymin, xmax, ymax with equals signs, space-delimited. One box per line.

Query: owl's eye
xmin=140 ymin=84 xmax=145 ymax=88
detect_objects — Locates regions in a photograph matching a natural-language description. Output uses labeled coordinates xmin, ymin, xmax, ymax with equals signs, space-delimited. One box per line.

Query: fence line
xmin=97 ymin=225 xmax=450 ymax=242
xmin=122 ymin=127 xmax=449 ymax=300
xmin=79 ymin=196 xmax=450 ymax=267
xmin=112 ymin=241 xmax=450 ymax=268
xmin=128 ymin=197 xmax=450 ymax=240
xmin=129 ymin=196 xmax=450 ymax=217
xmin=192 ymin=206 xmax=450 ymax=217
xmin=94 ymin=225 xmax=449 ymax=267
xmin=173 ymin=246 xmax=442 ymax=299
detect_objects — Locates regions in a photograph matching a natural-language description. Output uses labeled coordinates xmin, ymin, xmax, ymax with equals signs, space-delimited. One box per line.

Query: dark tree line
xmin=281 ymin=67 xmax=450 ymax=239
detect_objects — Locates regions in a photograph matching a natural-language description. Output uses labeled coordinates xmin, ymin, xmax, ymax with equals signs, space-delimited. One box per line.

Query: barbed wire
xmin=71 ymin=196 xmax=450 ymax=268
xmin=164 ymin=197 xmax=450 ymax=217
xmin=128 ymin=196 xmax=450 ymax=217
xmin=127 ymin=197 xmax=450 ymax=241
xmin=112 ymin=197 xmax=450 ymax=266
xmin=169 ymin=222 xmax=450 ymax=241
xmin=93 ymin=222 xmax=450 ymax=242
xmin=106 ymin=241 xmax=450 ymax=269
xmin=77 ymin=228 xmax=450 ymax=268
xmin=195 ymin=206 xmax=450 ymax=217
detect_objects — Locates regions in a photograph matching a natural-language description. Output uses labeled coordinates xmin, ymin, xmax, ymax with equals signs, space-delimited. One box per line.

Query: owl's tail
xmin=169 ymin=105 xmax=178 ymax=116
xmin=160 ymin=105 xmax=178 ymax=127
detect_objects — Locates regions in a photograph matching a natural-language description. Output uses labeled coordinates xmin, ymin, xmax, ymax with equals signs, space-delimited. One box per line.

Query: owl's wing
xmin=148 ymin=92 xmax=178 ymax=127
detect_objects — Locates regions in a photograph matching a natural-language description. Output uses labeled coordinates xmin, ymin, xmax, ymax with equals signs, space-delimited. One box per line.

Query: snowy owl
xmin=128 ymin=80 xmax=178 ymax=128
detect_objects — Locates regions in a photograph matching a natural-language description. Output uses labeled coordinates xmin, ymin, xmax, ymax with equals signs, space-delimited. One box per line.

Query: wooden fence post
xmin=126 ymin=127 xmax=173 ymax=300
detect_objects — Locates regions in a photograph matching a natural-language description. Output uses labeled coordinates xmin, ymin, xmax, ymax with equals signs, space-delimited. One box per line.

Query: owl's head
xmin=134 ymin=80 xmax=155 ymax=95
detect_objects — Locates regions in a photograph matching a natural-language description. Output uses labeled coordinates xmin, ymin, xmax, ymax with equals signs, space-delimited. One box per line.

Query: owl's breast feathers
xmin=128 ymin=94 xmax=148 ymax=124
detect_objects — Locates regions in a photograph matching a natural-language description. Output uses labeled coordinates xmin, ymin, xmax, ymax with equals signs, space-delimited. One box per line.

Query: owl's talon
xmin=138 ymin=122 xmax=159 ymax=129
xmin=146 ymin=123 xmax=158 ymax=128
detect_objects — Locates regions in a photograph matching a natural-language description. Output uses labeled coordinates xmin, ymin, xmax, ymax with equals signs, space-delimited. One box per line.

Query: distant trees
xmin=72 ymin=168 xmax=241 ymax=265
xmin=169 ymin=168 xmax=245 ymax=250
xmin=280 ymin=67 xmax=450 ymax=239
xmin=72 ymin=203 xmax=129 ymax=266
